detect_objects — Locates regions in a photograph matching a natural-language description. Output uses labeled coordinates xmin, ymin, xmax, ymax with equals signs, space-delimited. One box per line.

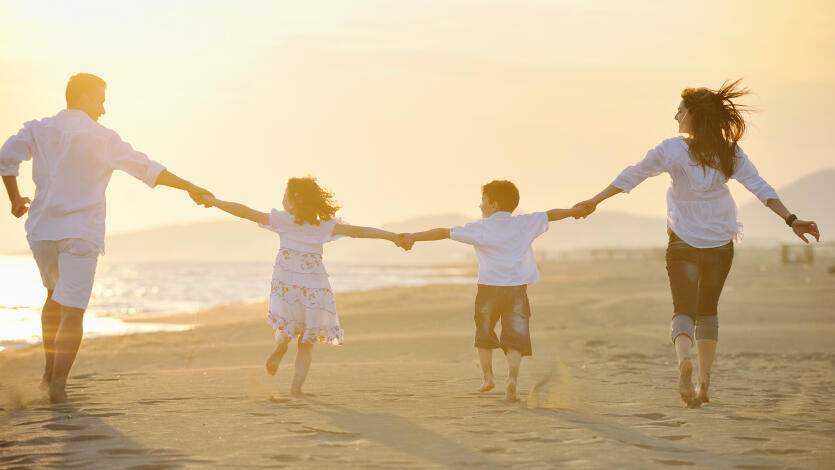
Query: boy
xmin=402 ymin=180 xmax=589 ymax=402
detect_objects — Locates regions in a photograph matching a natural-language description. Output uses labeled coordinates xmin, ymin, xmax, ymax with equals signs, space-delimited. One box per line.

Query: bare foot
xmin=265 ymin=343 xmax=288 ymax=376
xmin=696 ymin=374 xmax=710 ymax=403
xmin=478 ymin=377 xmax=495 ymax=392
xmin=505 ymin=380 xmax=519 ymax=402
xmin=678 ymin=359 xmax=700 ymax=408
xmin=289 ymin=386 xmax=312 ymax=398
xmin=48 ymin=384 xmax=68 ymax=404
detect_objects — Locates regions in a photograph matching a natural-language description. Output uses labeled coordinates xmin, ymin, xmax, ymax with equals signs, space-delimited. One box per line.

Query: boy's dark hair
xmin=481 ymin=180 xmax=519 ymax=212
xmin=66 ymin=73 xmax=107 ymax=106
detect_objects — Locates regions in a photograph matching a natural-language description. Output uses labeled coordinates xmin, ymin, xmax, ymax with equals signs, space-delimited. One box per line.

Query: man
xmin=1 ymin=73 xmax=212 ymax=403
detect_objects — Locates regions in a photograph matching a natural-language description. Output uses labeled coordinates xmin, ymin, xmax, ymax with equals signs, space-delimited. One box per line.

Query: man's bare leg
xmin=696 ymin=339 xmax=717 ymax=402
xmin=290 ymin=342 xmax=314 ymax=396
xmin=266 ymin=335 xmax=291 ymax=376
xmin=505 ymin=349 xmax=522 ymax=402
xmin=49 ymin=305 xmax=86 ymax=404
xmin=477 ymin=348 xmax=495 ymax=392
xmin=39 ymin=291 xmax=61 ymax=390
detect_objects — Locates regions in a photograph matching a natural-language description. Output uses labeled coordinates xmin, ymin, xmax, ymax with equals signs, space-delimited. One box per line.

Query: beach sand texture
xmin=2 ymin=255 xmax=834 ymax=469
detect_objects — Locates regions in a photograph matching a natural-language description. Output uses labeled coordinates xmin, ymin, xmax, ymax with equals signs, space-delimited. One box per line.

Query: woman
xmin=574 ymin=79 xmax=820 ymax=407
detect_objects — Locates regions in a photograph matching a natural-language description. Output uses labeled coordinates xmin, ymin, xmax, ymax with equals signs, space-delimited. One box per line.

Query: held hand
xmin=394 ymin=233 xmax=415 ymax=251
xmin=10 ymin=196 xmax=30 ymax=218
xmin=573 ymin=204 xmax=594 ymax=219
xmin=791 ymin=219 xmax=820 ymax=244
xmin=194 ymin=194 xmax=216 ymax=208
xmin=572 ymin=200 xmax=597 ymax=219
xmin=188 ymin=185 xmax=215 ymax=207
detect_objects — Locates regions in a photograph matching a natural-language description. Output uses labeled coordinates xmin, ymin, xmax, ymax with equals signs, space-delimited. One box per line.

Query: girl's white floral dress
xmin=259 ymin=209 xmax=344 ymax=345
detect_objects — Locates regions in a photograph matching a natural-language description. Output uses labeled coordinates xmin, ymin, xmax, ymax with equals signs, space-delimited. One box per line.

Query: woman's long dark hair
xmin=681 ymin=79 xmax=751 ymax=179
xmin=286 ymin=176 xmax=340 ymax=226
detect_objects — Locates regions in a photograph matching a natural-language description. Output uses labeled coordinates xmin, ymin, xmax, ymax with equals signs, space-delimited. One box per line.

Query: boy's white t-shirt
xmin=450 ymin=211 xmax=549 ymax=286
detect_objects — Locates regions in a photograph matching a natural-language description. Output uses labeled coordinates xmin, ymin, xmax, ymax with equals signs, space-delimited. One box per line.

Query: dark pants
xmin=474 ymin=284 xmax=532 ymax=356
xmin=665 ymin=232 xmax=733 ymax=342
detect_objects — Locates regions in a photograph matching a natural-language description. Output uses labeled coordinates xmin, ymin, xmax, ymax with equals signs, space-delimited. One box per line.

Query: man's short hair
xmin=481 ymin=180 xmax=520 ymax=212
xmin=65 ymin=73 xmax=107 ymax=106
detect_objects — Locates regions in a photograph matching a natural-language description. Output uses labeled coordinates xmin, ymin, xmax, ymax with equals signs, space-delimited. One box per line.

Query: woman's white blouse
xmin=611 ymin=137 xmax=779 ymax=248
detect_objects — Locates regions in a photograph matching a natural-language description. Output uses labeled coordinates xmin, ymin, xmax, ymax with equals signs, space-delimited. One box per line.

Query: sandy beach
xmin=1 ymin=253 xmax=834 ymax=469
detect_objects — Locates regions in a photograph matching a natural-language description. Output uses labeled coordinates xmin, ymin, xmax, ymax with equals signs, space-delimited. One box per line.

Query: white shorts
xmin=28 ymin=238 xmax=99 ymax=310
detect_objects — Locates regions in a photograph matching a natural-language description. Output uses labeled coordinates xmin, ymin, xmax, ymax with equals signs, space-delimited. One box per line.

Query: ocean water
xmin=0 ymin=256 xmax=474 ymax=352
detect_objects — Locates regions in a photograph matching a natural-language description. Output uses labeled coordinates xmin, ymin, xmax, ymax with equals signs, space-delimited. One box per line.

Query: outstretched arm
xmin=2 ymin=175 xmax=30 ymax=218
xmin=154 ymin=170 xmax=213 ymax=207
xmin=572 ymin=185 xmax=624 ymax=217
xmin=547 ymin=206 xmax=593 ymax=222
xmin=406 ymin=228 xmax=451 ymax=242
xmin=333 ymin=224 xmax=397 ymax=241
xmin=333 ymin=224 xmax=417 ymax=250
xmin=199 ymin=196 xmax=269 ymax=225
xmin=765 ymin=198 xmax=820 ymax=243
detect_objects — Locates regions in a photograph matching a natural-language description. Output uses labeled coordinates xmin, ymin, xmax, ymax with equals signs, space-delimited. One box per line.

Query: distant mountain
xmin=2 ymin=169 xmax=831 ymax=261
xmin=737 ymin=168 xmax=835 ymax=245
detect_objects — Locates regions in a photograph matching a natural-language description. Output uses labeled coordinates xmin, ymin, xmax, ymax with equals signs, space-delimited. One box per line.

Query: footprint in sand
xmin=99 ymin=448 xmax=150 ymax=455
xmin=87 ymin=412 xmax=125 ymax=418
xmin=5 ymin=436 xmax=60 ymax=446
xmin=273 ymin=453 xmax=304 ymax=462
xmin=634 ymin=412 xmax=667 ymax=420
xmin=653 ymin=459 xmax=695 ymax=466
xmin=479 ymin=446 xmax=505 ymax=454
xmin=43 ymin=423 xmax=87 ymax=431
xmin=66 ymin=434 xmax=114 ymax=442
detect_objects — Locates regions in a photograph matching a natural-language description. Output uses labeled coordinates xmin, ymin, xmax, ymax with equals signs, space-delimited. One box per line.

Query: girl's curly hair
xmin=286 ymin=176 xmax=340 ymax=226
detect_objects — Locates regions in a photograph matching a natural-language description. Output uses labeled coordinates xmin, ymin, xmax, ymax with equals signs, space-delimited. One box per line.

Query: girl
xmin=199 ymin=176 xmax=408 ymax=396
xmin=573 ymin=80 xmax=820 ymax=407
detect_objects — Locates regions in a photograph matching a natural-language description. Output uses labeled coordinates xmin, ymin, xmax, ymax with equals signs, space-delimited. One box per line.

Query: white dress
xmin=259 ymin=209 xmax=344 ymax=345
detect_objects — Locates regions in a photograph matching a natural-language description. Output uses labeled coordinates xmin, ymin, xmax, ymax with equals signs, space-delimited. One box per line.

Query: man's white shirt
xmin=0 ymin=109 xmax=165 ymax=252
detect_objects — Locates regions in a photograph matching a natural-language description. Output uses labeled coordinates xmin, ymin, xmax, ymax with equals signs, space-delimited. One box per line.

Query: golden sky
xmin=2 ymin=0 xmax=834 ymax=240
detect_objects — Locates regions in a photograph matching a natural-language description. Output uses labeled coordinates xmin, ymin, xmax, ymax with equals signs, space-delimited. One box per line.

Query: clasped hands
xmin=188 ymin=185 xmax=215 ymax=208
xmin=571 ymin=200 xmax=597 ymax=219
xmin=393 ymin=233 xmax=415 ymax=251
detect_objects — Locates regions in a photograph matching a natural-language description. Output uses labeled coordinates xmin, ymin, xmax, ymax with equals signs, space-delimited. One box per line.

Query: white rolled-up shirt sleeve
xmin=103 ymin=130 xmax=166 ymax=187
xmin=611 ymin=145 xmax=668 ymax=193
xmin=0 ymin=122 xmax=35 ymax=176
xmin=732 ymin=149 xmax=779 ymax=204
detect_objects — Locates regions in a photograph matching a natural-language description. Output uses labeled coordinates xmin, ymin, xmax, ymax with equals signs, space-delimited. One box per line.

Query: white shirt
xmin=450 ymin=211 xmax=549 ymax=286
xmin=611 ymin=136 xmax=779 ymax=248
xmin=259 ymin=209 xmax=344 ymax=255
xmin=0 ymin=109 xmax=166 ymax=253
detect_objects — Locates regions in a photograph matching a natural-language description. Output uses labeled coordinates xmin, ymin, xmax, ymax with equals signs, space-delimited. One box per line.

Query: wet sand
xmin=2 ymin=254 xmax=834 ymax=469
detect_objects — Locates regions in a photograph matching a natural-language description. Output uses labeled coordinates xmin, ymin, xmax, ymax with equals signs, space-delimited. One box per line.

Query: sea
xmin=0 ymin=255 xmax=475 ymax=352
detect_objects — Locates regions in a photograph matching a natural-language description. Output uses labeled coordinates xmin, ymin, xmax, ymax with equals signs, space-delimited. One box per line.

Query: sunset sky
xmin=2 ymin=0 xmax=833 ymax=250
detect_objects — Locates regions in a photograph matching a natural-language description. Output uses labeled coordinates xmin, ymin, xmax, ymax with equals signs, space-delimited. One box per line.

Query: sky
xmin=1 ymin=0 xmax=834 ymax=246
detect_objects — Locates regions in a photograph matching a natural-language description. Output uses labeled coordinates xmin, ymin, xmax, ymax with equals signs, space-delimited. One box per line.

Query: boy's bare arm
xmin=200 ymin=196 xmax=270 ymax=225
xmin=547 ymin=206 xmax=590 ymax=222
xmin=406 ymin=228 xmax=451 ymax=242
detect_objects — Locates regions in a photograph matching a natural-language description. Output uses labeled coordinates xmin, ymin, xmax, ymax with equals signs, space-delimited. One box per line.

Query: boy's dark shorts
xmin=474 ymin=284 xmax=532 ymax=356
